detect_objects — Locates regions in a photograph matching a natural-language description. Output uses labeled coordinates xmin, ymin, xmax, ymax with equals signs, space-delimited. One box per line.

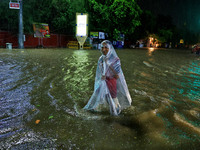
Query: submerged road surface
xmin=0 ymin=48 xmax=199 ymax=149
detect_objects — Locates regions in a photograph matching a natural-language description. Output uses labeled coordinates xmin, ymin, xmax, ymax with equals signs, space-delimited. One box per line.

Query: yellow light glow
xmin=148 ymin=47 xmax=155 ymax=56
xmin=148 ymin=47 xmax=154 ymax=51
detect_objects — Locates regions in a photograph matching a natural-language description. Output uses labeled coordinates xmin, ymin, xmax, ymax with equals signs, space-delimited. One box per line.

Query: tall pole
xmin=18 ymin=0 xmax=24 ymax=49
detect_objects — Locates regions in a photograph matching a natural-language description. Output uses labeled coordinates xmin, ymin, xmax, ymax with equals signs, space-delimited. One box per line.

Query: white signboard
xmin=99 ymin=32 xmax=105 ymax=39
xmin=76 ymin=14 xmax=87 ymax=36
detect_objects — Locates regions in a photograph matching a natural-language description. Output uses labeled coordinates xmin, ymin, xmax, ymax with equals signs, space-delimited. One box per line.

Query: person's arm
xmin=101 ymin=58 xmax=106 ymax=80
xmin=109 ymin=58 xmax=121 ymax=79
xmin=109 ymin=65 xmax=119 ymax=79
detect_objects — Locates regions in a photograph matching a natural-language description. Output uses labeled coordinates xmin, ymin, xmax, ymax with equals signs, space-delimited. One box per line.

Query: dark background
xmin=138 ymin=0 xmax=200 ymax=33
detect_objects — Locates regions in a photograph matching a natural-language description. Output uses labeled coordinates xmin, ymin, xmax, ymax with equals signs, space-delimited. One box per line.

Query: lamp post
xmin=18 ymin=0 xmax=24 ymax=49
xmin=76 ymin=13 xmax=88 ymax=49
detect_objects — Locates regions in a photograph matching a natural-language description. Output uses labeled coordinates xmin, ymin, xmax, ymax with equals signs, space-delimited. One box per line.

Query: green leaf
xmin=48 ymin=115 xmax=54 ymax=119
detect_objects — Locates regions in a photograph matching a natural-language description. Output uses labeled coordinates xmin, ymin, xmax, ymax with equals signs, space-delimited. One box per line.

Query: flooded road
xmin=0 ymin=48 xmax=199 ymax=149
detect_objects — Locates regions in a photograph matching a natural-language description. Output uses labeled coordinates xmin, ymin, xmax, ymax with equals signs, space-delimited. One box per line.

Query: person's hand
xmin=113 ymin=74 xmax=119 ymax=79
xmin=101 ymin=75 xmax=106 ymax=80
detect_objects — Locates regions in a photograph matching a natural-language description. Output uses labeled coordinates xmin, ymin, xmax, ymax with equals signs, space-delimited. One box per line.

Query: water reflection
xmin=63 ymin=50 xmax=95 ymax=114
xmin=186 ymin=61 xmax=200 ymax=101
xmin=148 ymin=47 xmax=155 ymax=56
xmin=158 ymin=58 xmax=200 ymax=146
xmin=0 ymin=51 xmax=48 ymax=149
xmin=63 ymin=50 xmax=90 ymax=92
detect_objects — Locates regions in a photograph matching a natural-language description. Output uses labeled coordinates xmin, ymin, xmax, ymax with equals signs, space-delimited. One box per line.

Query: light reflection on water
xmin=0 ymin=48 xmax=199 ymax=149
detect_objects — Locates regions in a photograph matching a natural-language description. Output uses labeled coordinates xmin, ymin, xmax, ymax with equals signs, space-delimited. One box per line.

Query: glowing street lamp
xmin=76 ymin=13 xmax=88 ymax=49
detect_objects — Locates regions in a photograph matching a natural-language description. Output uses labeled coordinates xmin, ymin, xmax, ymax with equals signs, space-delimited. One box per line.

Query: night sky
xmin=138 ymin=0 xmax=200 ymax=33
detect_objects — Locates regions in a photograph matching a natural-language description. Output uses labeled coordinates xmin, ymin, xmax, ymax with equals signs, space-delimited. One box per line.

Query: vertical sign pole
xmin=18 ymin=0 xmax=24 ymax=49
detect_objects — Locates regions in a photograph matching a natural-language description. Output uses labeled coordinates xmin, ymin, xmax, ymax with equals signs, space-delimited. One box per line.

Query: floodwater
xmin=0 ymin=48 xmax=199 ymax=149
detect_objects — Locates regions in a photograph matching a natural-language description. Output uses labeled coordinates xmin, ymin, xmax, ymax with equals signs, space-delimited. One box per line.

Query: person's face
xmin=101 ymin=43 xmax=109 ymax=55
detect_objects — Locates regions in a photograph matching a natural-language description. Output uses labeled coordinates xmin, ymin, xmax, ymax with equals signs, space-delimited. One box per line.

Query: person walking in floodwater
xmin=84 ymin=40 xmax=132 ymax=116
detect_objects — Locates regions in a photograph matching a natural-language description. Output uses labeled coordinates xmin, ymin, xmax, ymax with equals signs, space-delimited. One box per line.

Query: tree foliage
xmin=0 ymin=0 xmax=18 ymax=32
xmin=0 ymin=0 xmax=141 ymax=40
xmin=132 ymin=10 xmax=156 ymax=41
xmin=1 ymin=0 xmax=196 ymax=45
xmin=87 ymin=0 xmax=142 ymax=40
xmin=0 ymin=0 xmax=86 ymax=34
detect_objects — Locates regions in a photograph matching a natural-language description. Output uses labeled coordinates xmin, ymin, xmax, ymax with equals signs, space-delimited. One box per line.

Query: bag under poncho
xmin=84 ymin=40 xmax=132 ymax=116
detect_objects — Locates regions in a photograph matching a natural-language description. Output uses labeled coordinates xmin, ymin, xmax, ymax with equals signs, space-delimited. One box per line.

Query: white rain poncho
xmin=84 ymin=40 xmax=132 ymax=116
